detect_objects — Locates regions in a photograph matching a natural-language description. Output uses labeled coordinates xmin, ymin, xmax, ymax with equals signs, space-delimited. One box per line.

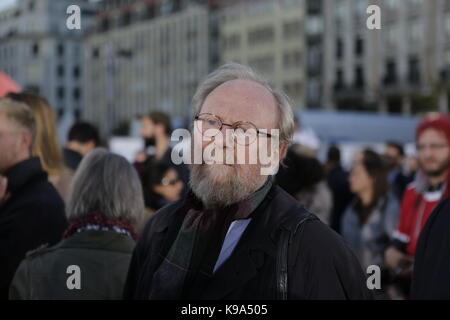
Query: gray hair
xmin=67 ymin=149 xmax=144 ymax=227
xmin=192 ymin=62 xmax=295 ymax=146
xmin=0 ymin=98 xmax=36 ymax=147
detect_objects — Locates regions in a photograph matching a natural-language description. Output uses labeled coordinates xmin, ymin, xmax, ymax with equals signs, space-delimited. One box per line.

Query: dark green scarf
xmin=149 ymin=177 xmax=273 ymax=299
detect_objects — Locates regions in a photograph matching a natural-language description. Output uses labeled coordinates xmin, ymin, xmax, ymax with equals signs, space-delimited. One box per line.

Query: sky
xmin=0 ymin=0 xmax=17 ymax=11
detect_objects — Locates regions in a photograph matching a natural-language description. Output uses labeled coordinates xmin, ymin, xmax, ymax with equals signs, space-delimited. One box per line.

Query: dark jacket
xmin=124 ymin=185 xmax=373 ymax=300
xmin=0 ymin=157 xmax=68 ymax=300
xmin=63 ymin=148 xmax=83 ymax=171
xmin=9 ymin=230 xmax=135 ymax=300
xmin=411 ymin=196 xmax=450 ymax=299
xmin=326 ymin=165 xmax=353 ymax=234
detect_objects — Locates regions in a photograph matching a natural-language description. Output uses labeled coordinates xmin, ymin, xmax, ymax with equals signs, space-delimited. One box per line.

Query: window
xmin=283 ymin=50 xmax=303 ymax=69
xmin=73 ymin=87 xmax=81 ymax=100
xmin=355 ymin=37 xmax=363 ymax=56
xmin=101 ymin=17 xmax=110 ymax=32
xmin=384 ymin=60 xmax=397 ymax=85
xmin=92 ymin=48 xmax=99 ymax=59
xmin=307 ymin=47 xmax=321 ymax=73
xmin=306 ymin=16 xmax=322 ymax=35
xmin=307 ymin=0 xmax=321 ymax=15
xmin=355 ymin=65 xmax=364 ymax=88
xmin=73 ymin=65 xmax=80 ymax=78
xmin=283 ymin=20 xmax=302 ymax=39
xmin=57 ymin=65 xmax=65 ymax=77
xmin=283 ymin=81 xmax=302 ymax=98
xmin=31 ymin=42 xmax=39 ymax=57
xmin=57 ymin=86 xmax=65 ymax=99
xmin=248 ymin=26 xmax=274 ymax=45
xmin=336 ymin=38 xmax=343 ymax=59
xmin=120 ymin=10 xmax=131 ymax=27
xmin=248 ymin=55 xmax=275 ymax=73
xmin=57 ymin=43 xmax=65 ymax=57
xmin=408 ymin=56 xmax=420 ymax=84
xmin=224 ymin=34 xmax=240 ymax=50
xmin=335 ymin=69 xmax=343 ymax=90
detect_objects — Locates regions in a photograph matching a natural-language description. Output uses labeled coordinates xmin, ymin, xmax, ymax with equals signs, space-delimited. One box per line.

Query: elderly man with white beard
xmin=124 ymin=63 xmax=372 ymax=300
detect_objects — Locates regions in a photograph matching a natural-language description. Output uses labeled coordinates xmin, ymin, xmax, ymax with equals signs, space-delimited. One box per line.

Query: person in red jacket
xmin=385 ymin=114 xmax=450 ymax=297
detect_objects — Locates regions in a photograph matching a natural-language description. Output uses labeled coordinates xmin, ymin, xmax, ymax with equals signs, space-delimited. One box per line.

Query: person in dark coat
xmin=411 ymin=196 xmax=450 ymax=299
xmin=384 ymin=141 xmax=414 ymax=201
xmin=0 ymin=99 xmax=67 ymax=300
xmin=63 ymin=122 xmax=100 ymax=171
xmin=324 ymin=145 xmax=354 ymax=234
xmin=9 ymin=149 xmax=144 ymax=299
xmin=123 ymin=63 xmax=372 ymax=300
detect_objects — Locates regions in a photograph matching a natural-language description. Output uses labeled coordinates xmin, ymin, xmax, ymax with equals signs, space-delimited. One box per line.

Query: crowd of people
xmin=1 ymin=62 xmax=450 ymax=300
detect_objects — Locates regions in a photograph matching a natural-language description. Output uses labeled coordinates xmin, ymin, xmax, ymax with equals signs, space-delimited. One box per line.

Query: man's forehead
xmin=201 ymin=79 xmax=278 ymax=126
xmin=418 ymin=128 xmax=449 ymax=142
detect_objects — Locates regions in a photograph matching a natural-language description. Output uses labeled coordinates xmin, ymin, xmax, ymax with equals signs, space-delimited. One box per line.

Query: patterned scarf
xmin=149 ymin=177 xmax=273 ymax=299
xmin=63 ymin=211 xmax=138 ymax=241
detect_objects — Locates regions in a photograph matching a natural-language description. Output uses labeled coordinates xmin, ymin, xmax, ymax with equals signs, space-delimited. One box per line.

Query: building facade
xmin=218 ymin=0 xmax=305 ymax=109
xmin=322 ymin=0 xmax=450 ymax=114
xmin=84 ymin=0 xmax=213 ymax=136
xmin=0 ymin=0 xmax=96 ymax=119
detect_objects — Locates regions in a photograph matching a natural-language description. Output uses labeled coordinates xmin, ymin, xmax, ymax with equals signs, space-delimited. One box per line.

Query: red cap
xmin=416 ymin=114 xmax=450 ymax=145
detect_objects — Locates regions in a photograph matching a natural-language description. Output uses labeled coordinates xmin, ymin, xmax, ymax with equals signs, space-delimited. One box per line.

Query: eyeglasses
xmin=194 ymin=113 xmax=275 ymax=146
xmin=161 ymin=177 xmax=181 ymax=186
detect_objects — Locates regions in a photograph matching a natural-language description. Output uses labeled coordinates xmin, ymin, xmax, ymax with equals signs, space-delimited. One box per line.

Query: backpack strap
xmin=276 ymin=204 xmax=318 ymax=300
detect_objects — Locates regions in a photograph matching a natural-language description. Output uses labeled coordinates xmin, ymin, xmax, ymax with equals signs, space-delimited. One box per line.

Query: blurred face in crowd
xmin=417 ymin=128 xmax=450 ymax=177
xmin=349 ymin=153 xmax=374 ymax=195
xmin=385 ymin=145 xmax=403 ymax=169
xmin=140 ymin=116 xmax=155 ymax=139
xmin=153 ymin=168 xmax=183 ymax=202
xmin=66 ymin=140 xmax=96 ymax=157
xmin=0 ymin=112 xmax=31 ymax=174
xmin=190 ymin=79 xmax=281 ymax=208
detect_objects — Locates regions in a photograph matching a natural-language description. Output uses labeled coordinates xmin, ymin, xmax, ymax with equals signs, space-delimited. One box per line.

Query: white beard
xmin=189 ymin=163 xmax=266 ymax=209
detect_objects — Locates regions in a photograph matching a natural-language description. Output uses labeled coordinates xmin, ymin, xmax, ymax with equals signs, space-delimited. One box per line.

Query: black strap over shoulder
xmin=276 ymin=204 xmax=318 ymax=300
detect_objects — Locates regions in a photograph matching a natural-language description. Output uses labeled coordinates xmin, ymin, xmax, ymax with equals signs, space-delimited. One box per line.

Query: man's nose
xmin=216 ymin=126 xmax=234 ymax=148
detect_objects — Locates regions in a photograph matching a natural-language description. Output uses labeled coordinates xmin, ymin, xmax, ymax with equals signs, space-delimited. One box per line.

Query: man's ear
xmin=86 ymin=140 xmax=96 ymax=152
xmin=279 ymin=144 xmax=288 ymax=161
xmin=21 ymin=130 xmax=33 ymax=152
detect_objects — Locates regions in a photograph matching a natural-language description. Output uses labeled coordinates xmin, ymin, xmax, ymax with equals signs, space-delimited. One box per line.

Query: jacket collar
xmin=59 ymin=230 xmax=136 ymax=254
xmin=5 ymin=157 xmax=47 ymax=194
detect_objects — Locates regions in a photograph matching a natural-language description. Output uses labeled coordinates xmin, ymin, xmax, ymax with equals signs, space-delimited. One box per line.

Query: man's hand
xmin=385 ymin=246 xmax=412 ymax=271
xmin=0 ymin=175 xmax=9 ymax=204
